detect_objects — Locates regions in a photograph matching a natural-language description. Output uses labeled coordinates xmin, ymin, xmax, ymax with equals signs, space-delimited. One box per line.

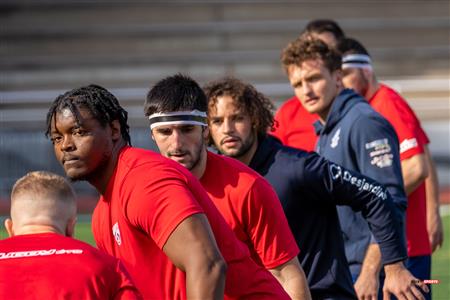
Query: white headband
xmin=342 ymin=54 xmax=373 ymax=70
xmin=148 ymin=110 xmax=208 ymax=130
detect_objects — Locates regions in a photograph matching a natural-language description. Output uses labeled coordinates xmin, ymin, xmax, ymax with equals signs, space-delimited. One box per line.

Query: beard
xmin=222 ymin=132 xmax=256 ymax=160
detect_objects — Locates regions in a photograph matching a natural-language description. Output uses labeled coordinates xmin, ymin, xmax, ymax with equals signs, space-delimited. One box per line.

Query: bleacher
xmin=1 ymin=1 xmax=449 ymax=209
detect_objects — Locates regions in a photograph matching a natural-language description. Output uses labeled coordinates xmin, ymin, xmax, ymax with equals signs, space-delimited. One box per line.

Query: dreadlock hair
xmin=45 ymin=84 xmax=131 ymax=145
xmin=281 ymin=37 xmax=342 ymax=74
xmin=203 ymin=77 xmax=276 ymax=141
xmin=303 ymin=19 xmax=345 ymax=41
xmin=144 ymin=74 xmax=207 ymax=117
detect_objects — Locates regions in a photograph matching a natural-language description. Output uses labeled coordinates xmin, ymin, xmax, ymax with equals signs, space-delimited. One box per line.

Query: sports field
xmin=1 ymin=214 xmax=449 ymax=299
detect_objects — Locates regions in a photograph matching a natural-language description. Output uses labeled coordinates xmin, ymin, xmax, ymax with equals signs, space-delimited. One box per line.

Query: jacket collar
xmin=249 ymin=134 xmax=281 ymax=170
xmin=322 ymin=89 xmax=366 ymax=134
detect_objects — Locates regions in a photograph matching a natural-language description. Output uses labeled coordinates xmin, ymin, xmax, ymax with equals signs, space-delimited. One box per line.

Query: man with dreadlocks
xmin=46 ymin=84 xmax=295 ymax=300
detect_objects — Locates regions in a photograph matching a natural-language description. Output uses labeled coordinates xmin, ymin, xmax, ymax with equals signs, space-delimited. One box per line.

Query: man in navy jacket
xmin=205 ymin=77 xmax=429 ymax=300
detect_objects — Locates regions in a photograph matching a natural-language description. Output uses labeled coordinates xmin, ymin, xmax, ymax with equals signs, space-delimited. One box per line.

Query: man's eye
xmin=211 ymin=119 xmax=222 ymax=125
xmin=51 ymin=136 xmax=62 ymax=144
xmin=157 ymin=129 xmax=172 ymax=135
xmin=73 ymin=130 xmax=86 ymax=136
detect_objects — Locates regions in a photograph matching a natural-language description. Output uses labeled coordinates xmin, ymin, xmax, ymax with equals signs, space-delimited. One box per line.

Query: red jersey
xmin=369 ymin=84 xmax=431 ymax=257
xmin=92 ymin=146 xmax=290 ymax=300
xmin=271 ymin=96 xmax=319 ymax=152
xmin=200 ymin=151 xmax=299 ymax=268
xmin=0 ymin=233 xmax=140 ymax=300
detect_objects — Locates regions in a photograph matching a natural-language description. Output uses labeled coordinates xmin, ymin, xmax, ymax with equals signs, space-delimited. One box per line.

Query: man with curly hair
xmin=205 ymin=77 xmax=431 ymax=300
xmin=279 ymin=37 xmax=429 ymax=299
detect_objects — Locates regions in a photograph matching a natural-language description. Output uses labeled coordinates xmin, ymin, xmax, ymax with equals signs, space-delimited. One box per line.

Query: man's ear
xmin=65 ymin=216 xmax=77 ymax=237
xmin=110 ymin=119 xmax=121 ymax=141
xmin=362 ymin=68 xmax=373 ymax=81
xmin=334 ymin=69 xmax=344 ymax=89
xmin=4 ymin=218 xmax=14 ymax=237
xmin=202 ymin=126 xmax=210 ymax=141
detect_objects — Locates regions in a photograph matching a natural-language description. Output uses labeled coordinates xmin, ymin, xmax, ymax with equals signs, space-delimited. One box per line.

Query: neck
xmin=191 ymin=147 xmax=208 ymax=179
xmin=13 ymin=225 xmax=63 ymax=236
xmin=90 ymin=140 xmax=127 ymax=194
xmin=318 ymin=87 xmax=343 ymax=123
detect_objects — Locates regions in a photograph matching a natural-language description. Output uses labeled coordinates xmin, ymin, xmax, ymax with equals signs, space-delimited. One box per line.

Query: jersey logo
xmin=365 ymin=138 xmax=393 ymax=168
xmin=329 ymin=163 xmax=342 ymax=179
xmin=328 ymin=163 xmax=388 ymax=200
xmin=399 ymin=138 xmax=418 ymax=154
xmin=330 ymin=128 xmax=341 ymax=148
xmin=112 ymin=222 xmax=122 ymax=246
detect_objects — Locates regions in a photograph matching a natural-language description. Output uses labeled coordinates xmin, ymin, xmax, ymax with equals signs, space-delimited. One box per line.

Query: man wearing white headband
xmin=145 ymin=74 xmax=311 ymax=300
xmin=339 ymin=37 xmax=442 ymax=300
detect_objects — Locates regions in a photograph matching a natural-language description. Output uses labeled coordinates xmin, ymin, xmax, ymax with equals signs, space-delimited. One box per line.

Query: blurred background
xmin=0 ymin=0 xmax=449 ymax=297
xmin=1 ymin=3 xmax=449 ymax=216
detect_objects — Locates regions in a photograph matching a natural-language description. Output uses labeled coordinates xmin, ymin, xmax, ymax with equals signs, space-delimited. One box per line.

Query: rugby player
xmin=46 ymin=84 xmax=292 ymax=299
xmin=206 ymin=77 xmax=429 ymax=300
xmin=0 ymin=171 xmax=141 ymax=299
xmin=144 ymin=74 xmax=310 ymax=300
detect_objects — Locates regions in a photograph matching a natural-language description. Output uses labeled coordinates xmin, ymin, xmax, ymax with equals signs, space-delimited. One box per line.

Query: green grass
xmin=431 ymin=214 xmax=450 ymax=300
xmin=1 ymin=214 xmax=449 ymax=299
xmin=0 ymin=220 xmax=95 ymax=245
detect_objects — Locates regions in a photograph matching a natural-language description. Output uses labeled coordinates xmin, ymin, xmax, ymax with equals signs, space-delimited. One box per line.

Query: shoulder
xmin=209 ymin=152 xmax=261 ymax=180
xmin=121 ymin=147 xmax=190 ymax=185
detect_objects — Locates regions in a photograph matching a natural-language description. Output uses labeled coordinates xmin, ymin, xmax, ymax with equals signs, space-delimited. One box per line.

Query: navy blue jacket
xmin=250 ymin=135 xmax=406 ymax=300
xmin=315 ymin=89 xmax=407 ymax=277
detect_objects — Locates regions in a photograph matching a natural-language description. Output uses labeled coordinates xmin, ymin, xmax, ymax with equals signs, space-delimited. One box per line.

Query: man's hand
xmin=355 ymin=243 xmax=382 ymax=300
xmin=428 ymin=211 xmax=444 ymax=252
xmin=383 ymin=262 xmax=429 ymax=300
xmin=354 ymin=271 xmax=379 ymax=300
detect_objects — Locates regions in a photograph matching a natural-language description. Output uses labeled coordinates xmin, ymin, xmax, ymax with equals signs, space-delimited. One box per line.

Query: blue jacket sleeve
xmin=301 ymin=153 xmax=407 ymax=265
xmin=350 ymin=115 xmax=407 ymax=212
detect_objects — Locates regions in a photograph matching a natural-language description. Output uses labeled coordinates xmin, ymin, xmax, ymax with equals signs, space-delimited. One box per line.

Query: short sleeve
xmin=123 ymin=165 xmax=204 ymax=249
xmin=242 ymin=177 xmax=299 ymax=269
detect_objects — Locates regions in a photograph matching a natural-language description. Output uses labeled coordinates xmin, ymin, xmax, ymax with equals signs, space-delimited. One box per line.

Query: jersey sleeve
xmin=301 ymin=153 xmax=407 ymax=265
xmin=380 ymin=103 xmax=426 ymax=160
xmin=123 ymin=164 xmax=204 ymax=249
xmin=350 ymin=116 xmax=407 ymax=211
xmin=242 ymin=177 xmax=300 ymax=269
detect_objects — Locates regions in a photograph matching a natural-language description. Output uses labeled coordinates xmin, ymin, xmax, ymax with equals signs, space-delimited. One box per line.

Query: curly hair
xmin=281 ymin=37 xmax=342 ymax=74
xmin=45 ymin=84 xmax=131 ymax=145
xmin=204 ymin=77 xmax=276 ymax=139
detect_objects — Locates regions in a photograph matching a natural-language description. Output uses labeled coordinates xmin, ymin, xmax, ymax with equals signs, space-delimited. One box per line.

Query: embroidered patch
xmin=399 ymin=138 xmax=418 ymax=153
xmin=365 ymin=138 xmax=393 ymax=168
xmin=331 ymin=128 xmax=341 ymax=148
xmin=112 ymin=222 xmax=122 ymax=246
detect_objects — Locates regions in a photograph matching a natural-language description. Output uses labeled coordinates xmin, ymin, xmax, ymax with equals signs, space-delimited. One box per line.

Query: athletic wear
xmin=315 ymin=89 xmax=407 ymax=277
xmin=250 ymin=135 xmax=406 ymax=300
xmin=272 ymin=96 xmax=319 ymax=152
xmin=92 ymin=146 xmax=289 ymax=300
xmin=0 ymin=233 xmax=141 ymax=300
xmin=369 ymin=84 xmax=431 ymax=257
xmin=200 ymin=151 xmax=299 ymax=269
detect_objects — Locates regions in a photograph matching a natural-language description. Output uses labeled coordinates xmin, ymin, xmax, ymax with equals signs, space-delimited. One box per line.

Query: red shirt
xmin=200 ymin=151 xmax=299 ymax=268
xmin=92 ymin=146 xmax=290 ymax=300
xmin=0 ymin=233 xmax=140 ymax=300
xmin=272 ymin=96 xmax=319 ymax=152
xmin=369 ymin=84 xmax=431 ymax=257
